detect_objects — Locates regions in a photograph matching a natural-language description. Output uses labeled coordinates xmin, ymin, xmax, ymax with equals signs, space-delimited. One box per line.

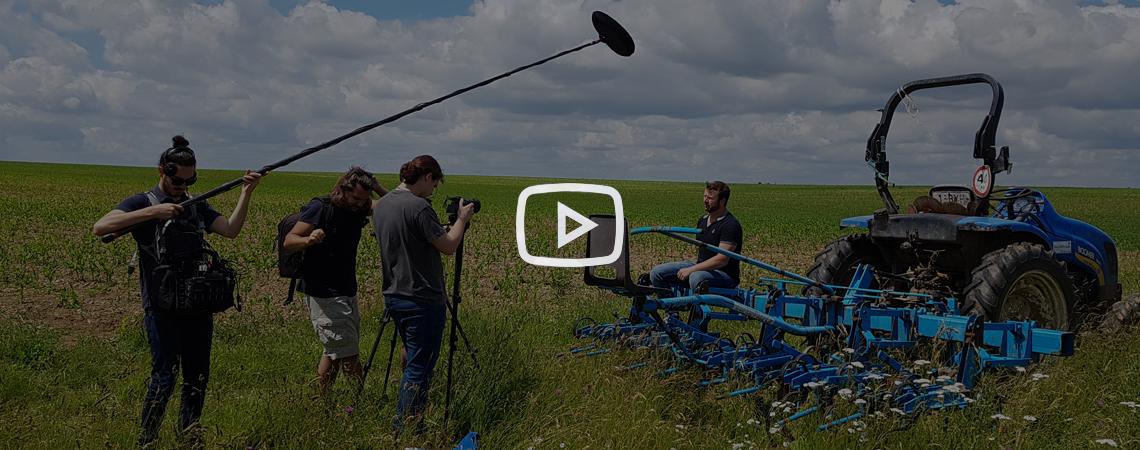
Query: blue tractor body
xmin=840 ymin=190 xmax=1120 ymax=303
xmin=822 ymin=74 xmax=1122 ymax=329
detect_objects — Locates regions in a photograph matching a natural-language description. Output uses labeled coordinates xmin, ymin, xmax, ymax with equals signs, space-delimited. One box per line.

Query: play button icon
xmin=516 ymin=183 xmax=625 ymax=268
xmin=557 ymin=202 xmax=598 ymax=249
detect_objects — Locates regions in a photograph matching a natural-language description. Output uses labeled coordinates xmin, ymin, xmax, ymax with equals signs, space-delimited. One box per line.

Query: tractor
xmin=809 ymin=73 xmax=1123 ymax=331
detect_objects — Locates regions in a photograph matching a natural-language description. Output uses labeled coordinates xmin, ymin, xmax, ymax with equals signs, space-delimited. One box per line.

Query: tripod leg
xmin=444 ymin=299 xmax=479 ymax=366
xmin=379 ymin=317 xmax=399 ymax=401
xmin=356 ymin=312 xmax=391 ymax=401
xmin=444 ymin=303 xmax=460 ymax=423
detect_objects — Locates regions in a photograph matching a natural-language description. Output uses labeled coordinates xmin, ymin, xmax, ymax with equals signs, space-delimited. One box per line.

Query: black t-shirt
xmin=696 ymin=211 xmax=744 ymax=283
xmin=116 ymin=186 xmax=223 ymax=309
xmin=297 ymin=198 xmax=370 ymax=298
xmin=373 ymin=189 xmax=447 ymax=303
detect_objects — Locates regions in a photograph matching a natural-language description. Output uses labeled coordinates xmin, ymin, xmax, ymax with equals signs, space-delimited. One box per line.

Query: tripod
xmin=357 ymin=309 xmax=398 ymax=404
xmin=443 ymin=219 xmax=479 ymax=423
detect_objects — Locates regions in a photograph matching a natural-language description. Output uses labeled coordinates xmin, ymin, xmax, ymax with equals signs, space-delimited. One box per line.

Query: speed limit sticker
xmin=972 ymin=165 xmax=993 ymax=197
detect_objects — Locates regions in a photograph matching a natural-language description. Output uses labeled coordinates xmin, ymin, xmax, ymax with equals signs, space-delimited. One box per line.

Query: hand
xmin=676 ymin=267 xmax=693 ymax=281
xmin=370 ymin=176 xmax=387 ymax=195
xmin=148 ymin=203 xmax=184 ymax=220
xmin=307 ymin=229 xmax=326 ymax=246
xmin=241 ymin=170 xmax=263 ymax=192
xmin=456 ymin=199 xmax=476 ymax=223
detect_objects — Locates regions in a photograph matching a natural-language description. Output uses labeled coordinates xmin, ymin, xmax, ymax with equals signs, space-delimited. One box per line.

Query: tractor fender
xmin=954 ymin=216 xmax=1050 ymax=243
xmin=840 ymin=215 xmax=874 ymax=230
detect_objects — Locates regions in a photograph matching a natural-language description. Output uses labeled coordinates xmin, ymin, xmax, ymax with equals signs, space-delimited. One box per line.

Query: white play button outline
xmin=557 ymin=202 xmax=598 ymax=249
xmin=516 ymin=183 xmax=624 ymax=268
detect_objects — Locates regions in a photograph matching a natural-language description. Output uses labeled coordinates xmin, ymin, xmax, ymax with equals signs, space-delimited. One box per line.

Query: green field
xmin=1 ymin=161 xmax=1138 ymax=449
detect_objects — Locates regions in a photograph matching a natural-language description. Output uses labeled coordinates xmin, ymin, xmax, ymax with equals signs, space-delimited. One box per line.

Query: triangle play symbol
xmin=557 ymin=202 xmax=598 ymax=249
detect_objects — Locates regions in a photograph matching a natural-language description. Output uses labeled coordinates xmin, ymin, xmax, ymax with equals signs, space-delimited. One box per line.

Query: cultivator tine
xmin=817 ymin=411 xmax=863 ymax=432
xmin=570 ymin=226 xmax=1076 ymax=436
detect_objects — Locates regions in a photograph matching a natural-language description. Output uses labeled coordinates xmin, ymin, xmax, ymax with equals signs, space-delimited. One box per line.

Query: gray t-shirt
xmin=374 ymin=189 xmax=447 ymax=303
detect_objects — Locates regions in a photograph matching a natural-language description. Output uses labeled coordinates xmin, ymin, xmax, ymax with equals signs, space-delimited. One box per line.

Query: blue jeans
xmin=385 ymin=295 xmax=446 ymax=434
xmin=649 ymin=260 xmax=737 ymax=292
xmin=139 ymin=311 xmax=213 ymax=445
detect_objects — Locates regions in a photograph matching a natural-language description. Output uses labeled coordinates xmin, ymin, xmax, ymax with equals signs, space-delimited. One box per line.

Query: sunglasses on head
xmin=169 ymin=173 xmax=197 ymax=186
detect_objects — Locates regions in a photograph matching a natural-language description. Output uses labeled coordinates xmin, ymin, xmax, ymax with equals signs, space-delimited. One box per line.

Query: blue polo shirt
xmin=115 ymin=186 xmax=222 ymax=309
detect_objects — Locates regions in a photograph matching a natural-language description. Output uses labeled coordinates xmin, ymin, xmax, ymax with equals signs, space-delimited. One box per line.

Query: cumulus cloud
xmin=0 ymin=0 xmax=1137 ymax=187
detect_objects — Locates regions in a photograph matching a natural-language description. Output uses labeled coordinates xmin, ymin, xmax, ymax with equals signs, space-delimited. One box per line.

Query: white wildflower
xmin=891 ymin=408 xmax=905 ymax=415
xmin=914 ymin=359 xmax=930 ymax=366
xmin=843 ymin=348 xmax=855 ymax=354
xmin=1015 ymin=366 xmax=1026 ymax=373
xmin=1031 ymin=373 xmax=1049 ymax=381
xmin=768 ymin=426 xmax=780 ymax=435
xmin=1095 ymin=439 xmax=1119 ymax=447
xmin=1023 ymin=415 xmax=1037 ymax=422
xmin=853 ymin=399 xmax=867 ymax=405
xmin=783 ymin=407 xmax=792 ymax=413
xmin=838 ymin=388 xmax=854 ymax=399
xmin=675 ymin=424 xmax=685 ymax=430
xmin=991 ymin=414 xmax=1011 ymax=420
xmin=849 ymin=361 xmax=865 ymax=369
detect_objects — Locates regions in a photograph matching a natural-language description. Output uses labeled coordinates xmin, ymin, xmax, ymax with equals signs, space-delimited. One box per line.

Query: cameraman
xmin=283 ymin=167 xmax=387 ymax=395
xmin=92 ymin=136 xmax=261 ymax=446
xmin=373 ymin=155 xmax=473 ymax=434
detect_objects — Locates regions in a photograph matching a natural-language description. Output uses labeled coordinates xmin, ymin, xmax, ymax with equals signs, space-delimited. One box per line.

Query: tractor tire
xmin=805 ymin=233 xmax=880 ymax=296
xmin=960 ymin=242 xmax=1077 ymax=330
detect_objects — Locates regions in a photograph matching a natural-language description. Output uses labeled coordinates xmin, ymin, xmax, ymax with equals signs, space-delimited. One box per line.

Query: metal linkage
xmin=572 ymin=228 xmax=1075 ymax=433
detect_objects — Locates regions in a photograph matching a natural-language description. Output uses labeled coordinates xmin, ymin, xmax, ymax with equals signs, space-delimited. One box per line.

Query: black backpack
xmin=276 ymin=196 xmax=334 ymax=304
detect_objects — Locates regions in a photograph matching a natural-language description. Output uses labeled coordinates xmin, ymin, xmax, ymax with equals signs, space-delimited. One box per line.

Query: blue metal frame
xmin=573 ymin=227 xmax=1076 ymax=431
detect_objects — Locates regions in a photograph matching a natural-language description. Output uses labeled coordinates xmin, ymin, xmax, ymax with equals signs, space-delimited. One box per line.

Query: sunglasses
xmin=169 ymin=173 xmax=197 ymax=187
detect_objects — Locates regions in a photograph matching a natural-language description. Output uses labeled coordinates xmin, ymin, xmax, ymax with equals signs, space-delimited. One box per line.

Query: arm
xmin=283 ymin=221 xmax=326 ymax=252
xmin=92 ymin=204 xmax=183 ymax=236
xmin=678 ymin=242 xmax=735 ymax=277
xmin=431 ymin=200 xmax=476 ymax=256
xmin=209 ymin=171 xmax=262 ymax=239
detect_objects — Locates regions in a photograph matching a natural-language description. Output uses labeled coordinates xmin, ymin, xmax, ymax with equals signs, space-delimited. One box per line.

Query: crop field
xmin=1 ymin=160 xmax=1138 ymax=449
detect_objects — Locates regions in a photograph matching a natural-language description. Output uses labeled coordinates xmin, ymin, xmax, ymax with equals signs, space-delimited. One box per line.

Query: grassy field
xmin=1 ymin=160 xmax=1138 ymax=449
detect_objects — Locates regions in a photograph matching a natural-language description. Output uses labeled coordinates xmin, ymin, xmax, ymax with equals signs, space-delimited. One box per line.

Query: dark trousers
xmin=384 ymin=295 xmax=446 ymax=433
xmin=138 ymin=310 xmax=214 ymax=445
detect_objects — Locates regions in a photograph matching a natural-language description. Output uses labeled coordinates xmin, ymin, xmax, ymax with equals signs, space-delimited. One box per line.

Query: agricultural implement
xmin=569 ymin=74 xmax=1123 ymax=432
xmin=572 ymin=220 xmax=1073 ymax=432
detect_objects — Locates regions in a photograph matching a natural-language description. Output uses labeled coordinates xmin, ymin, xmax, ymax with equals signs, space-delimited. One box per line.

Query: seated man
xmin=649 ymin=181 xmax=743 ymax=292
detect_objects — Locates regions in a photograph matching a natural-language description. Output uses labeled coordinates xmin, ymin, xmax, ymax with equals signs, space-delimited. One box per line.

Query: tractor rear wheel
xmin=960 ymin=242 xmax=1076 ymax=330
xmin=805 ymin=233 xmax=881 ymax=296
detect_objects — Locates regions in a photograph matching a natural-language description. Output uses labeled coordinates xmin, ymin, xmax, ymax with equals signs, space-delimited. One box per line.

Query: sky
xmin=1 ymin=0 xmax=1138 ymax=187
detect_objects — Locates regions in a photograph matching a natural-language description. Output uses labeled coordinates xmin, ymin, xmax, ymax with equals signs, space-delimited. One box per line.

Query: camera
xmin=445 ymin=196 xmax=481 ymax=225
xmin=446 ymin=196 xmax=481 ymax=215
